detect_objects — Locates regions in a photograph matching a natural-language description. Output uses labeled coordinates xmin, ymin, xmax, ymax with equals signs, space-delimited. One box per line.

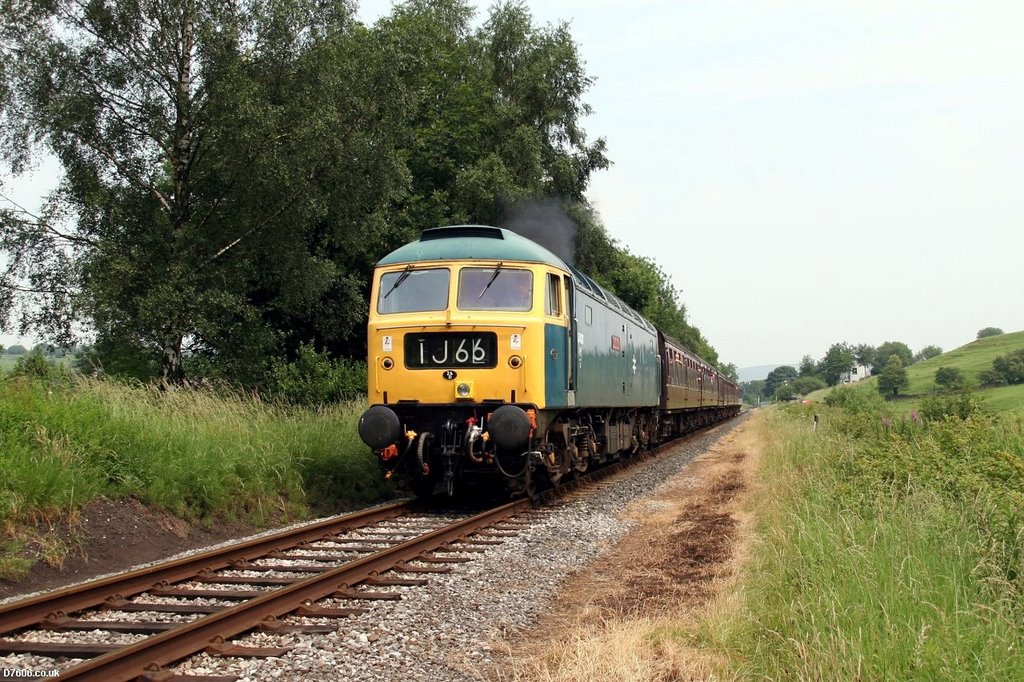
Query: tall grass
xmin=0 ymin=374 xmax=390 ymax=528
xmin=716 ymin=405 xmax=1024 ymax=679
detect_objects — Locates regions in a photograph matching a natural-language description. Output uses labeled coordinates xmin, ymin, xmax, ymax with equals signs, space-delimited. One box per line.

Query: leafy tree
xmin=977 ymin=327 xmax=1004 ymax=339
xmin=719 ymin=362 xmax=739 ymax=383
xmin=763 ymin=365 xmax=798 ymax=398
xmin=820 ymin=342 xmax=855 ymax=386
xmin=934 ymin=366 xmax=966 ymax=391
xmin=72 ymin=338 xmax=159 ymax=380
xmin=877 ymin=354 xmax=909 ymax=399
xmin=914 ymin=345 xmax=943 ymax=363
xmin=798 ymin=355 xmax=818 ymax=377
xmin=792 ymin=375 xmax=827 ymax=395
xmin=991 ymin=349 xmax=1024 ymax=385
xmin=741 ymin=379 xmax=765 ymax=405
xmin=4 ymin=344 xmax=26 ymax=355
xmin=774 ymin=383 xmax=799 ymax=401
xmin=872 ymin=341 xmax=913 ymax=372
xmin=2 ymin=0 xmax=618 ymax=387
xmin=378 ymin=0 xmax=608 ymax=231
xmin=31 ymin=342 xmax=53 ymax=356
xmin=1 ymin=0 xmax=411 ymax=383
xmin=853 ymin=343 xmax=875 ymax=369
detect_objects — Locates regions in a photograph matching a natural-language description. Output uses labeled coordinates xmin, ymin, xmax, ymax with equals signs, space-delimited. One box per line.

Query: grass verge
xmin=0 ymin=374 xmax=392 ymax=574
xmin=711 ymin=403 xmax=1024 ymax=679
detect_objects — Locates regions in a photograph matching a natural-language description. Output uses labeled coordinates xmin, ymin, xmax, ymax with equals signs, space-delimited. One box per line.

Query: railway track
xmin=0 ymin=421 xmax=737 ymax=681
xmin=0 ymin=500 xmax=535 ymax=681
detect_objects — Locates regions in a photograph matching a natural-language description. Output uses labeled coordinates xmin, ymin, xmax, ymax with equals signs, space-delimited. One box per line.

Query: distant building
xmin=839 ymin=364 xmax=871 ymax=384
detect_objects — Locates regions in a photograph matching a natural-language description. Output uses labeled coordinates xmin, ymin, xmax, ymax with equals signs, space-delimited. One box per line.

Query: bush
xmin=10 ymin=351 xmax=72 ymax=384
xmin=913 ymin=345 xmax=943 ymax=363
xmin=823 ymin=385 xmax=886 ymax=413
xmin=919 ymin=390 xmax=984 ymax=421
xmin=991 ymin=349 xmax=1024 ymax=385
xmin=977 ymin=327 xmax=1004 ymax=339
xmin=934 ymin=366 xmax=966 ymax=390
xmin=791 ymin=375 xmax=827 ymax=395
xmin=979 ymin=368 xmax=1008 ymax=387
xmin=269 ymin=344 xmax=367 ymax=405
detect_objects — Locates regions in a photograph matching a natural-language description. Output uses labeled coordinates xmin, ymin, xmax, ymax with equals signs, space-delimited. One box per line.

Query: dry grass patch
xmin=489 ymin=414 xmax=766 ymax=681
xmin=496 ymin=614 xmax=719 ymax=682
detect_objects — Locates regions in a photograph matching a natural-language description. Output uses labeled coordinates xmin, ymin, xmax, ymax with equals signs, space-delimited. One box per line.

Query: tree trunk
xmin=161 ymin=334 xmax=185 ymax=385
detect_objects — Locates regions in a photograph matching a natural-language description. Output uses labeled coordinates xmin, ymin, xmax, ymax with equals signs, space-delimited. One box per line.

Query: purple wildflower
xmin=910 ymin=410 xmax=921 ymax=423
xmin=882 ymin=416 xmax=891 ymax=428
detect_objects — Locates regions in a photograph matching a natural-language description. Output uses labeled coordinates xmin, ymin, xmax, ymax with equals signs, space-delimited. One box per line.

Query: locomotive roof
xmin=377 ymin=225 xmax=570 ymax=269
xmin=378 ymin=224 xmax=663 ymax=337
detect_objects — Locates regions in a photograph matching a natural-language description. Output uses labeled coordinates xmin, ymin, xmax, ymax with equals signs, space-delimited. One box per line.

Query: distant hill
xmin=738 ymin=364 xmax=795 ymax=382
xmin=823 ymin=330 xmax=1024 ymax=413
xmin=905 ymin=330 xmax=1024 ymax=394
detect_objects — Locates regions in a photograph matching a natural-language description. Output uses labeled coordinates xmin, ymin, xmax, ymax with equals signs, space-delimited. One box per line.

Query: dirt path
xmin=489 ymin=410 xmax=765 ymax=681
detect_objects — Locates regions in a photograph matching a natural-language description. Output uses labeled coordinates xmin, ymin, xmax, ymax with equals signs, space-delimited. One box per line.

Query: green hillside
xmin=904 ymin=330 xmax=1024 ymax=394
xmin=807 ymin=331 xmax=1024 ymax=414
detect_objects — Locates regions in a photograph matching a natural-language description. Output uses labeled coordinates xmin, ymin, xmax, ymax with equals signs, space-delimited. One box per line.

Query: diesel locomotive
xmin=357 ymin=225 xmax=740 ymax=498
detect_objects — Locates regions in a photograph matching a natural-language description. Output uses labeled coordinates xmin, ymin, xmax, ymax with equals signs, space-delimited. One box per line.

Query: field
xmin=0 ymin=355 xmax=25 ymax=372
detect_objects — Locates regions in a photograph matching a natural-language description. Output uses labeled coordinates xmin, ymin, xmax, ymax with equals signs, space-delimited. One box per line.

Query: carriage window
xmin=546 ymin=273 xmax=561 ymax=316
xmin=377 ymin=267 xmax=450 ymax=314
xmin=457 ymin=267 xmax=532 ymax=311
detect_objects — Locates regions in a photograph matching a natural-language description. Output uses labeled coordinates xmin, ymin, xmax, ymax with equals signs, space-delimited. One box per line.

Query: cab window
xmin=457 ymin=267 xmax=532 ymax=311
xmin=545 ymin=273 xmax=561 ymax=316
xmin=377 ymin=268 xmax=450 ymax=314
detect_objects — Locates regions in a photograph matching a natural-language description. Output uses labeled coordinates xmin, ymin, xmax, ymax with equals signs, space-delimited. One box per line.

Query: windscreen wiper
xmin=382 ymin=264 xmax=413 ymax=300
xmin=478 ymin=262 xmax=503 ymax=299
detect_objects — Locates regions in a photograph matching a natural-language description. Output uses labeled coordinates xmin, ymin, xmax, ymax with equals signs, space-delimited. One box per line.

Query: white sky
xmin=5 ymin=1 xmax=1023 ymax=368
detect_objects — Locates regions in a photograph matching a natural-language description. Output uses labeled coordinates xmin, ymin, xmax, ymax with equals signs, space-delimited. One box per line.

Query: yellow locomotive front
xmin=358 ymin=225 xmax=573 ymax=497
xmin=368 ymin=263 xmax=541 ymax=404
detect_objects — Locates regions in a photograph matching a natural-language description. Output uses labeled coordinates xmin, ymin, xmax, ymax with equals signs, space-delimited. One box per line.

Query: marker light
xmin=382 ymin=357 xmax=394 ymax=370
xmin=508 ymin=355 xmax=523 ymax=368
xmin=456 ymin=382 xmax=473 ymax=399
